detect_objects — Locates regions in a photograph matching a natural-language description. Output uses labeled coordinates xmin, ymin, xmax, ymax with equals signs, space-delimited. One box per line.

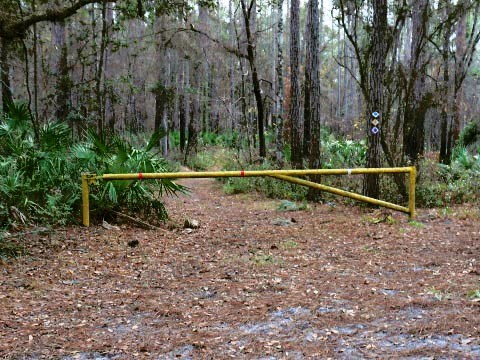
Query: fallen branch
xmin=112 ymin=211 xmax=166 ymax=231
xmin=0 ymin=227 xmax=51 ymax=239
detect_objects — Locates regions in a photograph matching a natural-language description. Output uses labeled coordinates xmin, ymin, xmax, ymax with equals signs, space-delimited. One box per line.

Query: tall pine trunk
xmin=305 ymin=0 xmax=322 ymax=201
xmin=363 ymin=0 xmax=387 ymax=199
xmin=95 ymin=0 xmax=108 ymax=134
xmin=240 ymin=0 xmax=266 ymax=159
xmin=0 ymin=37 xmax=13 ymax=112
xmin=289 ymin=0 xmax=302 ymax=168
xmin=274 ymin=0 xmax=285 ymax=165
xmin=53 ymin=17 xmax=70 ymax=121
xmin=452 ymin=7 xmax=467 ymax=147
xmin=439 ymin=0 xmax=452 ymax=164
xmin=403 ymin=0 xmax=429 ymax=165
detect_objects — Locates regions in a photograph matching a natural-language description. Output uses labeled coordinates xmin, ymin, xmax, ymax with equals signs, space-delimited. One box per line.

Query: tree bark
xmin=240 ymin=0 xmax=266 ymax=159
xmin=403 ymin=0 xmax=429 ymax=166
xmin=53 ymin=15 xmax=70 ymax=121
xmin=363 ymin=0 xmax=387 ymax=199
xmin=289 ymin=0 xmax=302 ymax=168
xmin=305 ymin=0 xmax=322 ymax=201
xmin=95 ymin=0 xmax=108 ymax=134
xmin=439 ymin=0 xmax=452 ymax=164
xmin=452 ymin=6 xmax=467 ymax=147
xmin=0 ymin=37 xmax=13 ymax=112
xmin=274 ymin=0 xmax=285 ymax=165
xmin=32 ymin=0 xmax=39 ymax=123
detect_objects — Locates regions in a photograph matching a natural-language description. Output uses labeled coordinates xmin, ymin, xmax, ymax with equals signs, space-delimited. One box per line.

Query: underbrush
xmin=220 ymin=135 xmax=366 ymax=202
xmin=187 ymin=131 xmax=478 ymax=209
xmin=416 ymin=147 xmax=479 ymax=207
xmin=0 ymin=102 xmax=184 ymax=232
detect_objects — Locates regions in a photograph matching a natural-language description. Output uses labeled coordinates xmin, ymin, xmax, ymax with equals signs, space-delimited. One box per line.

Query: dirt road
xmin=1 ymin=177 xmax=479 ymax=358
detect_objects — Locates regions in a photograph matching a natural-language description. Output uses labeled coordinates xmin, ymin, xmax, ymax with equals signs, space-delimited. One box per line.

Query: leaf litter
xmin=0 ymin=177 xmax=479 ymax=358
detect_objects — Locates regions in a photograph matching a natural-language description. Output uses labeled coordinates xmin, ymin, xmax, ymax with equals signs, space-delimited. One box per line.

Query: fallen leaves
xmin=0 ymin=179 xmax=479 ymax=358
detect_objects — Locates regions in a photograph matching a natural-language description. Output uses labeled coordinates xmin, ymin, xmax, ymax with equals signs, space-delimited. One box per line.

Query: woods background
xmin=0 ymin=0 xmax=479 ymax=201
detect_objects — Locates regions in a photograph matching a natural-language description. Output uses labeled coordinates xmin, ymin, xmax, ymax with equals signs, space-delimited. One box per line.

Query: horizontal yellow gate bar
xmin=100 ymin=167 xmax=414 ymax=181
xmin=82 ymin=167 xmax=416 ymax=226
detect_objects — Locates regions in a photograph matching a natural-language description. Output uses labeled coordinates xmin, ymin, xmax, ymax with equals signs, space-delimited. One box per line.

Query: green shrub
xmin=322 ymin=135 xmax=366 ymax=169
xmin=0 ymin=102 xmax=184 ymax=228
xmin=416 ymin=146 xmax=479 ymax=207
xmin=458 ymin=121 xmax=479 ymax=148
xmin=187 ymin=150 xmax=217 ymax=171
xmin=221 ymin=159 xmax=308 ymax=200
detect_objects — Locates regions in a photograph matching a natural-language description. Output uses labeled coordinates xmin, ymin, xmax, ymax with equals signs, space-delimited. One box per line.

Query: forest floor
xmin=0 ymin=175 xmax=479 ymax=359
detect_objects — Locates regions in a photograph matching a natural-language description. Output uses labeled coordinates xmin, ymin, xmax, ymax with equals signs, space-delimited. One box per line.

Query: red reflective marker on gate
xmin=138 ymin=172 xmax=143 ymax=180
xmin=241 ymin=170 xmax=245 ymax=177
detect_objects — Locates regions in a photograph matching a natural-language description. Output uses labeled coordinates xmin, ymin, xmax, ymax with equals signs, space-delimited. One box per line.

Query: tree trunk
xmin=95 ymin=0 xmax=108 ymax=134
xmin=289 ymin=0 xmax=302 ymax=168
xmin=452 ymin=7 xmax=467 ymax=147
xmin=53 ymin=16 xmax=70 ymax=121
xmin=439 ymin=0 xmax=452 ymax=164
xmin=240 ymin=0 xmax=266 ymax=159
xmin=403 ymin=0 xmax=428 ymax=165
xmin=0 ymin=37 xmax=13 ymax=112
xmin=303 ymin=4 xmax=312 ymax=158
xmin=228 ymin=0 xmax=236 ymax=132
xmin=184 ymin=61 xmax=200 ymax=164
xmin=32 ymin=0 xmax=39 ymax=123
xmin=363 ymin=0 xmax=387 ymax=199
xmin=178 ymin=59 xmax=187 ymax=152
xmin=305 ymin=0 xmax=322 ymax=201
xmin=274 ymin=0 xmax=285 ymax=165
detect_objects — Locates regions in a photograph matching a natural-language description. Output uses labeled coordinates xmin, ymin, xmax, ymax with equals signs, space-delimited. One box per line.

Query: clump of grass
xmin=467 ymin=289 xmax=480 ymax=300
xmin=426 ymin=286 xmax=452 ymax=301
xmin=251 ymin=252 xmax=278 ymax=266
xmin=277 ymin=200 xmax=308 ymax=212
xmin=280 ymin=239 xmax=298 ymax=250
xmin=408 ymin=220 xmax=425 ymax=228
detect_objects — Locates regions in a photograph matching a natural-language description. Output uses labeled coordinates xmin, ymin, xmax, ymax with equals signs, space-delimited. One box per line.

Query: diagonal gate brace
xmin=270 ymin=174 xmax=410 ymax=214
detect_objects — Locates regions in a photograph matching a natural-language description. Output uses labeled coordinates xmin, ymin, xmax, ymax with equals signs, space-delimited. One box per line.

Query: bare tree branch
xmin=1 ymin=0 xmax=118 ymax=39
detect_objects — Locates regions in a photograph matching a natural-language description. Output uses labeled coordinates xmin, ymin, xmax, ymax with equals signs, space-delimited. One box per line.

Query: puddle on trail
xmin=337 ymin=331 xmax=480 ymax=359
xmin=240 ymin=307 xmax=311 ymax=336
xmin=62 ymin=353 xmax=119 ymax=360
xmin=157 ymin=345 xmax=195 ymax=359
xmin=45 ymin=304 xmax=477 ymax=358
xmin=237 ymin=305 xmax=479 ymax=358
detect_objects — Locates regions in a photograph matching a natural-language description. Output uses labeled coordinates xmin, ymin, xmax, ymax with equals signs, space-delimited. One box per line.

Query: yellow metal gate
xmin=82 ymin=167 xmax=416 ymax=226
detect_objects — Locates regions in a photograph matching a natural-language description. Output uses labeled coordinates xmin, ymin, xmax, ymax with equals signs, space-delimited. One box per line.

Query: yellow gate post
xmin=408 ymin=166 xmax=416 ymax=219
xmin=81 ymin=174 xmax=90 ymax=227
xmin=81 ymin=174 xmax=98 ymax=227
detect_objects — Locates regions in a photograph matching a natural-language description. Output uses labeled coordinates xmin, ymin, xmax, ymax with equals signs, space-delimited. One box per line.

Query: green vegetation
xmin=467 ymin=289 xmax=480 ymax=300
xmin=426 ymin=286 xmax=452 ymax=301
xmin=277 ymin=200 xmax=308 ymax=212
xmin=417 ymin=146 xmax=480 ymax=207
xmin=408 ymin=220 xmax=425 ymax=228
xmin=1 ymin=99 xmax=478 ymax=254
xmin=280 ymin=239 xmax=299 ymax=250
xmin=250 ymin=251 xmax=279 ymax=266
xmin=0 ymin=102 xmax=184 ymax=230
xmin=184 ymin=130 xmax=478 ymax=209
